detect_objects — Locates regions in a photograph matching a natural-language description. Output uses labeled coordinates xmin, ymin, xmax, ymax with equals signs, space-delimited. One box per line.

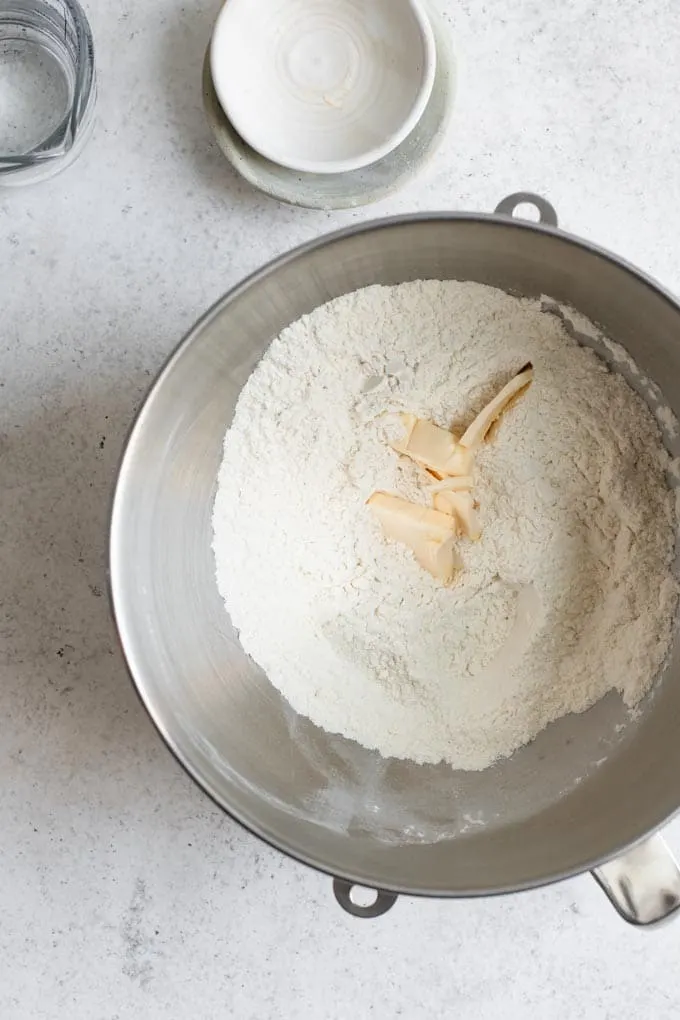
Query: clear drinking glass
xmin=0 ymin=0 xmax=96 ymax=185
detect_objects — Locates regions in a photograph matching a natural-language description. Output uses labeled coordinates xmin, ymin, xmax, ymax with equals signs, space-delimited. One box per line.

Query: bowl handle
xmin=495 ymin=192 xmax=558 ymax=228
xmin=591 ymin=834 xmax=680 ymax=926
xmin=333 ymin=879 xmax=398 ymax=918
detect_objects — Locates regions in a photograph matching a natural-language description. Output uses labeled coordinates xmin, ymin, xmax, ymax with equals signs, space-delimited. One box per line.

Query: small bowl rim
xmin=209 ymin=0 xmax=437 ymax=175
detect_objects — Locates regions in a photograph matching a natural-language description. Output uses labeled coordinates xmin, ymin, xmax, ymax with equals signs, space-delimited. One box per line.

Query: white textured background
xmin=2 ymin=0 xmax=680 ymax=1016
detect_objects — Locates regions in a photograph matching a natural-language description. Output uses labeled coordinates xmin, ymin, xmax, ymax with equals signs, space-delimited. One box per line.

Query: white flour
xmin=212 ymin=281 xmax=678 ymax=770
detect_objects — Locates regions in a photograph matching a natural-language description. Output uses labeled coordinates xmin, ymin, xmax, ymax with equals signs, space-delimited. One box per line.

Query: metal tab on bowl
xmin=333 ymin=879 xmax=398 ymax=918
xmin=495 ymin=192 xmax=559 ymax=228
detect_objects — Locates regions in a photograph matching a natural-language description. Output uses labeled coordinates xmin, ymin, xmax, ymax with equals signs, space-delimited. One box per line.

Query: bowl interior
xmin=202 ymin=0 xmax=455 ymax=211
xmin=111 ymin=216 xmax=680 ymax=895
xmin=209 ymin=0 xmax=436 ymax=174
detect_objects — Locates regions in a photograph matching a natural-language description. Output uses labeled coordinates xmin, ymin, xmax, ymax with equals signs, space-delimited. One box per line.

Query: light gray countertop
xmin=3 ymin=0 xmax=680 ymax=1016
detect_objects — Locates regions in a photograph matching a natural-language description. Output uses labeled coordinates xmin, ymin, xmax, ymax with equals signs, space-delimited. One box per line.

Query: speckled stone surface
xmin=3 ymin=0 xmax=680 ymax=1016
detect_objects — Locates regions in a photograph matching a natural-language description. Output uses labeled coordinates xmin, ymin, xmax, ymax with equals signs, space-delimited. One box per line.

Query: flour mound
xmin=212 ymin=281 xmax=678 ymax=770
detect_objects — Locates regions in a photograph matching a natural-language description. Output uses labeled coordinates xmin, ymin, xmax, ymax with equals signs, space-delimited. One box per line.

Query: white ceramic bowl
xmin=210 ymin=0 xmax=437 ymax=175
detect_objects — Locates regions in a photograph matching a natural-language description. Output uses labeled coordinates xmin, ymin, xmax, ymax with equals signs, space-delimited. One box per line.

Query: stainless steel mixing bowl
xmin=111 ymin=193 xmax=680 ymax=923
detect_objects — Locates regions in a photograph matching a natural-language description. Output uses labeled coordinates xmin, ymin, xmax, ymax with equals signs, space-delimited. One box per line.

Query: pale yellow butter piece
xmin=460 ymin=364 xmax=533 ymax=450
xmin=427 ymin=474 xmax=475 ymax=494
xmin=433 ymin=490 xmax=482 ymax=541
xmin=367 ymin=491 xmax=462 ymax=581
xmin=391 ymin=418 xmax=474 ymax=476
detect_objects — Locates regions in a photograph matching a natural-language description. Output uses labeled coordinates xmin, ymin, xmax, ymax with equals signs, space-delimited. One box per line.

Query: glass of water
xmin=0 ymin=0 xmax=96 ymax=185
